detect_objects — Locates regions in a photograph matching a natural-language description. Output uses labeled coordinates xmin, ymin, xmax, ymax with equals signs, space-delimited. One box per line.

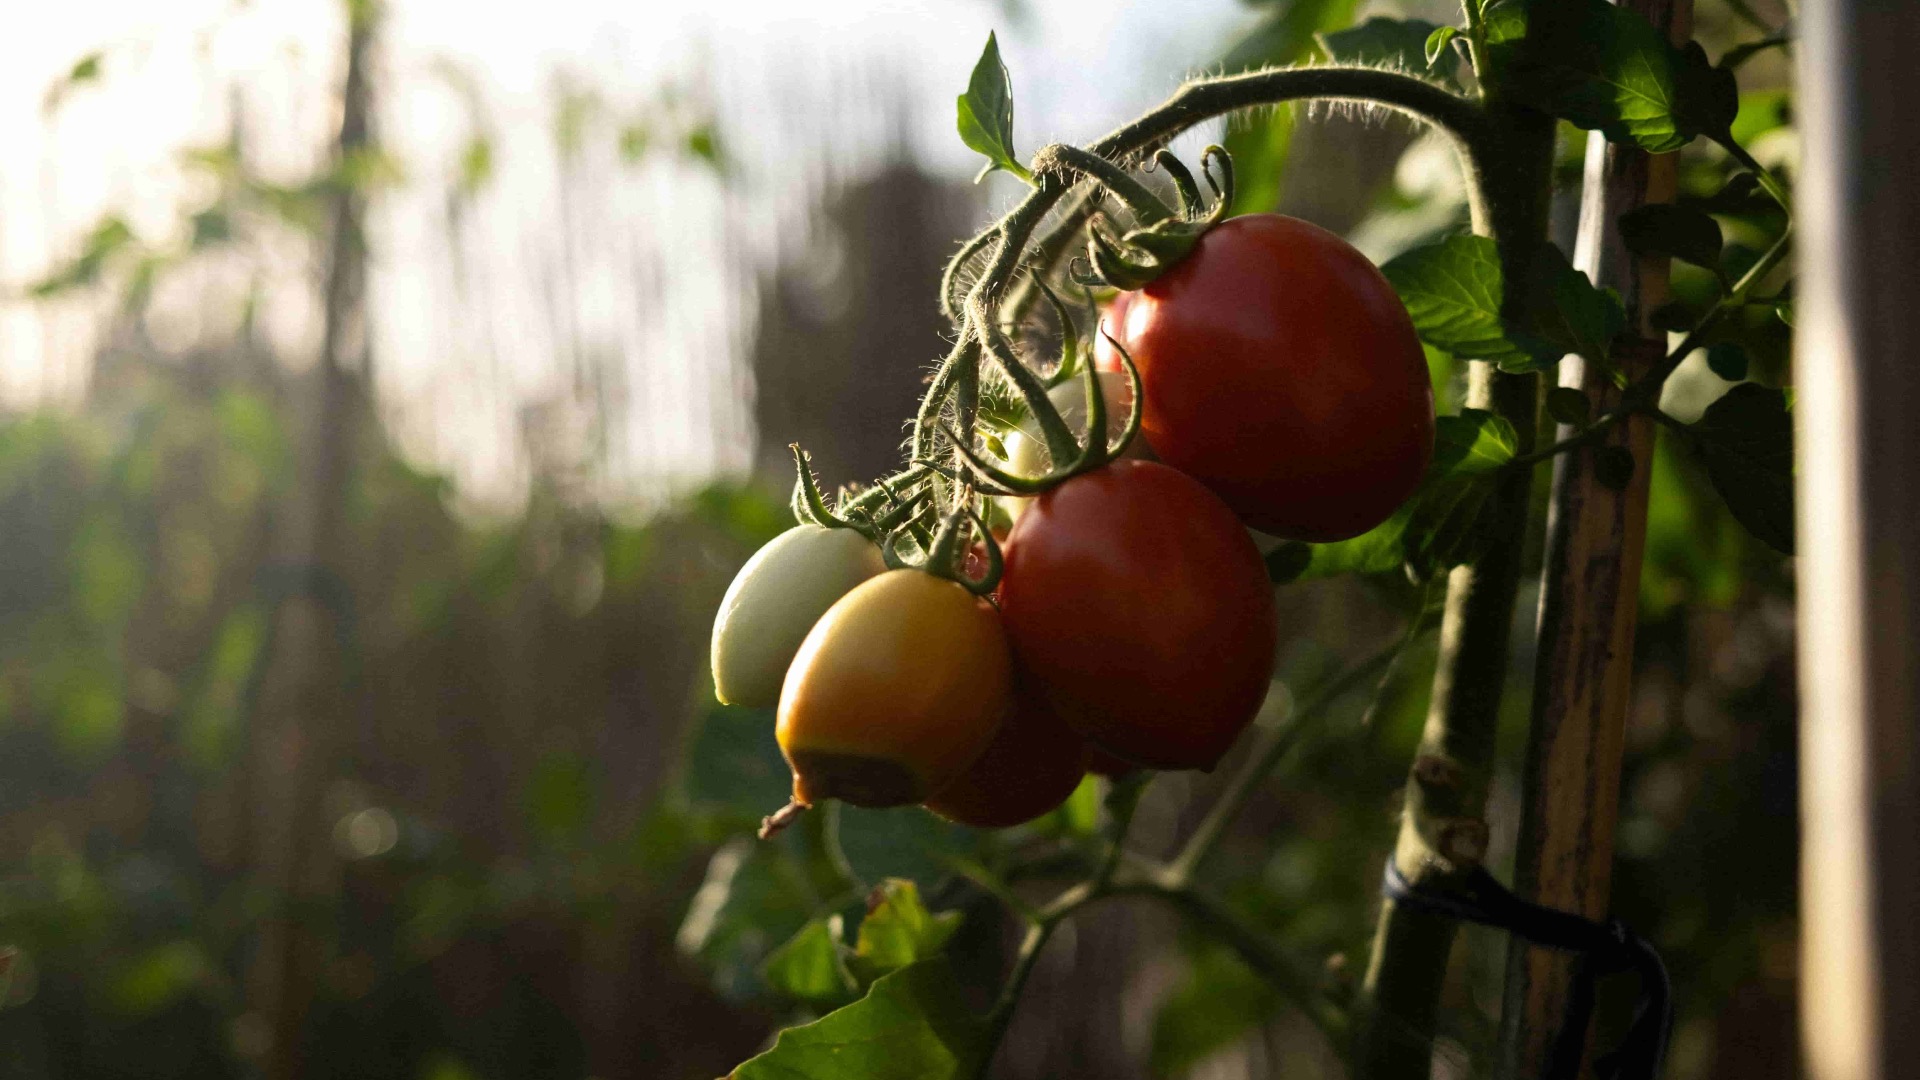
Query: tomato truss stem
xmin=911 ymin=64 xmax=1485 ymax=528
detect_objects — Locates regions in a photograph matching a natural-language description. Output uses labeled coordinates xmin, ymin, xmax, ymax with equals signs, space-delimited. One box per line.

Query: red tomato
xmin=999 ymin=460 xmax=1277 ymax=771
xmin=1082 ymin=744 xmax=1139 ymax=778
xmin=923 ymin=682 xmax=1087 ymax=829
xmin=1112 ymin=214 xmax=1434 ymax=542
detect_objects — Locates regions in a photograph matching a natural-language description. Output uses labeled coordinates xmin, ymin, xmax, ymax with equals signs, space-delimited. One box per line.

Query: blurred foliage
xmin=0 ymin=0 xmax=1803 ymax=1077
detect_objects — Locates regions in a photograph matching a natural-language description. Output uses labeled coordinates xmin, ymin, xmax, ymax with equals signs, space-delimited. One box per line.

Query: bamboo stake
xmin=1498 ymin=0 xmax=1687 ymax=1072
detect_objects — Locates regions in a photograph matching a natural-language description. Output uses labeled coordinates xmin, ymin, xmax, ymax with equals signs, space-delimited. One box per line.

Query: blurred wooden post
xmin=251 ymin=4 xmax=377 ymax=1078
xmin=1498 ymin=0 xmax=1684 ymax=1072
xmin=1796 ymin=1 xmax=1920 ymax=1076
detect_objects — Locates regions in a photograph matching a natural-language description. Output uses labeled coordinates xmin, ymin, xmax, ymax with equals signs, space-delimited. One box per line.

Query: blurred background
xmin=0 ymin=0 xmax=1797 ymax=1077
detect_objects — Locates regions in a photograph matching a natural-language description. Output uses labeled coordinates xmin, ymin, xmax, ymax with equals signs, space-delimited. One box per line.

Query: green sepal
xmin=789 ymin=444 xmax=863 ymax=535
xmin=1153 ymin=149 xmax=1203 ymax=219
xmin=1087 ymin=228 xmax=1165 ymax=291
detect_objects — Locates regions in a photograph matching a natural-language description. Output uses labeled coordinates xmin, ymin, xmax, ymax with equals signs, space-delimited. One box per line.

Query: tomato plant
xmin=999 ymin=460 xmax=1277 ymax=770
xmin=1110 ymin=214 xmax=1436 ymax=542
xmin=775 ymin=568 xmax=1010 ymax=811
xmin=708 ymin=1 xmax=1802 ymax=1074
xmin=710 ymin=524 xmax=886 ymax=708
xmin=1000 ymin=370 xmax=1142 ymax=479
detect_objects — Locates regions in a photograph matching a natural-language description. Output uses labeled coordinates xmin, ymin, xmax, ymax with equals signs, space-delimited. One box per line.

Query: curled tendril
xmin=1032 ymin=276 xmax=1087 ymax=389
xmin=879 ymin=507 xmax=1003 ymax=596
xmin=1070 ymin=145 xmax=1236 ymax=291
xmin=1153 ymin=149 xmax=1203 ymax=219
xmin=940 ymin=322 xmax=1145 ymax=498
xmin=790 ymin=444 xmax=860 ymax=532
xmin=1199 ymin=144 xmax=1235 ymax=221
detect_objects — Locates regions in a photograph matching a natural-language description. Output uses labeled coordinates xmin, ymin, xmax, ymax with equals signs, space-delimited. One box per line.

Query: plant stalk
xmin=1353 ymin=89 xmax=1557 ymax=1080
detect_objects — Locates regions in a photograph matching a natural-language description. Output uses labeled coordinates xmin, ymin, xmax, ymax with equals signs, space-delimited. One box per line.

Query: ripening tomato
xmin=923 ymin=680 xmax=1087 ymax=828
xmin=710 ymin=525 xmax=887 ymax=708
xmin=1082 ymin=745 xmax=1138 ymax=778
xmin=1110 ymin=214 xmax=1435 ymax=542
xmin=777 ymin=569 xmax=1011 ymax=808
xmin=999 ymin=460 xmax=1278 ymax=770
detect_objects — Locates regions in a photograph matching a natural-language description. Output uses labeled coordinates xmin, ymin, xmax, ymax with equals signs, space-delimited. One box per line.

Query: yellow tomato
xmin=777 ymin=569 xmax=1012 ymax=808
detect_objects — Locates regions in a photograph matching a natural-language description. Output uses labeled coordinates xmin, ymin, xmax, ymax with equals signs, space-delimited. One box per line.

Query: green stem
xmin=941 ymin=226 xmax=1001 ymax=326
xmin=1168 ymin=635 xmax=1419 ymax=886
xmin=915 ymin=66 xmax=1485 ymax=482
xmin=1506 ymin=406 xmax=1634 ymax=469
xmin=1147 ymin=882 xmax=1349 ymax=1046
xmin=1355 ymin=87 xmax=1556 ymax=1080
xmin=1717 ymin=137 xmax=1793 ymax=221
xmin=1033 ymin=143 xmax=1176 ymax=225
xmin=1644 ymin=225 xmax=1793 ymax=388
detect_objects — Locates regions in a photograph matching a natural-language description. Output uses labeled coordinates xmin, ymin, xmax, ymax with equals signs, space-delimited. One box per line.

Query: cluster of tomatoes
xmin=710 ymin=213 xmax=1436 ymax=834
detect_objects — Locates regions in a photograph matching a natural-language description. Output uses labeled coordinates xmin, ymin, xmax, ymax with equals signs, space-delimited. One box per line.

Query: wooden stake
xmin=1499 ymin=0 xmax=1687 ymax=1072
xmin=1796 ymin=0 xmax=1920 ymax=1075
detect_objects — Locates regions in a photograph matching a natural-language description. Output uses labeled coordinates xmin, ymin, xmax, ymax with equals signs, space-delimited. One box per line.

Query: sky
xmin=0 ymin=0 xmax=1254 ymax=505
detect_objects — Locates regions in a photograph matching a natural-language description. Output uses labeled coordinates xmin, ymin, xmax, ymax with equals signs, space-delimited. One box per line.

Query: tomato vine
xmin=713 ymin=0 xmax=1798 ymax=1074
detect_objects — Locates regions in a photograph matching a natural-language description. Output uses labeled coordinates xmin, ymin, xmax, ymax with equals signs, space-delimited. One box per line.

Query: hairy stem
xmin=1169 ymin=634 xmax=1420 ymax=886
xmin=916 ymin=66 xmax=1484 ymax=481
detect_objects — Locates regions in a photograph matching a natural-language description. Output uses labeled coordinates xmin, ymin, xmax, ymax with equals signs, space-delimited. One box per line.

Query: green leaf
xmin=685 ymin=125 xmax=724 ymax=170
xmin=1381 ymin=235 xmax=1537 ymax=367
xmin=1402 ymin=409 xmax=1520 ymax=575
xmin=1706 ymin=342 xmax=1749 ymax=382
xmin=1383 ymin=238 xmax=1619 ymax=373
xmin=678 ymin=839 xmax=819 ymax=1001
xmin=1426 ymin=26 xmax=1461 ymax=70
xmin=1547 ymin=386 xmax=1592 ymax=425
xmin=1218 ymin=0 xmax=1357 ymax=214
xmin=31 ymin=216 xmax=136 ymax=297
xmin=1221 ymin=0 xmax=1360 ymax=71
xmin=1683 ymin=172 xmax=1769 ymax=216
xmin=1729 ymin=88 xmax=1792 ymax=146
xmin=1151 ymin=942 xmax=1280 ymax=1076
xmin=1054 ymin=774 xmax=1101 ymax=835
xmin=1317 ymin=18 xmax=1462 ymax=88
xmin=1433 ymin=408 xmax=1521 ymax=476
xmin=1484 ymin=0 xmax=1732 ymax=152
xmin=1671 ymin=41 xmax=1740 ymax=143
xmin=1594 ymin=446 xmax=1636 ymax=492
xmin=731 ymin=959 xmax=986 ymax=1080
xmin=763 ymin=917 xmax=858 ymax=1006
xmin=956 ymin=33 xmax=1030 ymax=184
xmin=525 ymin=749 xmax=595 ymax=846
xmin=1688 ymin=384 xmax=1794 ymax=553
xmin=849 ymin=879 xmax=963 ymax=984
xmin=1517 ymin=244 xmax=1627 ymax=373
xmin=43 ymin=51 xmax=105 ymax=115
xmin=1618 ymin=204 xmax=1724 ymax=271
xmin=105 ymin=941 xmax=211 ymax=1016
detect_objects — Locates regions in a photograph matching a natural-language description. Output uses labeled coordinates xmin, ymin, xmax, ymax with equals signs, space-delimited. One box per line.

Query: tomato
xmin=1110 ymin=214 xmax=1435 ymax=541
xmin=923 ymin=681 xmax=1087 ymax=828
xmin=1082 ymin=745 xmax=1139 ymax=778
xmin=999 ymin=460 xmax=1277 ymax=770
xmin=710 ymin=525 xmax=887 ymax=708
xmin=778 ymin=569 xmax=1012 ymax=808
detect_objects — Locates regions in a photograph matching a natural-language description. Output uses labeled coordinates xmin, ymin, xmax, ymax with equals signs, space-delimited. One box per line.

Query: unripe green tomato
xmin=1002 ymin=371 xmax=1145 ymax=477
xmin=710 ymin=525 xmax=886 ymax=708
